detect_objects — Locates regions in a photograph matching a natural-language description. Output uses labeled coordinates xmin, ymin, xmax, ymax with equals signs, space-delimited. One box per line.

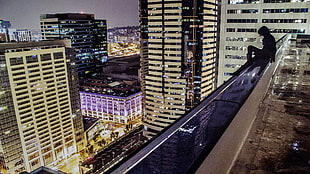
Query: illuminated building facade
xmin=140 ymin=0 xmax=218 ymax=137
xmin=0 ymin=40 xmax=79 ymax=173
xmin=218 ymin=0 xmax=310 ymax=86
xmin=9 ymin=29 xmax=32 ymax=42
xmin=40 ymin=13 xmax=108 ymax=78
xmin=80 ymin=91 xmax=143 ymax=124
xmin=0 ymin=20 xmax=11 ymax=42
xmin=80 ymin=78 xmax=142 ymax=124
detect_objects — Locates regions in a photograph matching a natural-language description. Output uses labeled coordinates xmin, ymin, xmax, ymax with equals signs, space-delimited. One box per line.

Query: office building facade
xmin=140 ymin=0 xmax=218 ymax=137
xmin=40 ymin=13 xmax=108 ymax=78
xmin=9 ymin=29 xmax=32 ymax=42
xmin=80 ymin=91 xmax=143 ymax=124
xmin=0 ymin=41 xmax=79 ymax=173
xmin=218 ymin=0 xmax=310 ymax=86
xmin=80 ymin=78 xmax=142 ymax=124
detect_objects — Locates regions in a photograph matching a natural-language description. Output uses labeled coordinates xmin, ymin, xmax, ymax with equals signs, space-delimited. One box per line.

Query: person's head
xmin=258 ymin=26 xmax=270 ymax=37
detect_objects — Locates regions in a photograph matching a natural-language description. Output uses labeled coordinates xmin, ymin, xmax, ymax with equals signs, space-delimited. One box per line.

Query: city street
xmin=80 ymin=125 xmax=147 ymax=174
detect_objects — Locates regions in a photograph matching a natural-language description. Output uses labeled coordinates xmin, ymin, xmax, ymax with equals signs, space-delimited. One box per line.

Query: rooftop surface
xmin=230 ymin=39 xmax=310 ymax=173
xmin=0 ymin=40 xmax=70 ymax=51
xmin=80 ymin=78 xmax=141 ymax=97
xmin=28 ymin=166 xmax=66 ymax=174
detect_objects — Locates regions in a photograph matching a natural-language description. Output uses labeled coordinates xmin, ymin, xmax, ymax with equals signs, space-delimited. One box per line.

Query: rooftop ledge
xmin=106 ymin=34 xmax=310 ymax=174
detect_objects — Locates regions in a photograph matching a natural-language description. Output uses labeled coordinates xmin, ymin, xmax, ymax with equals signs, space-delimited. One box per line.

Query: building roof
xmin=0 ymin=40 xmax=71 ymax=52
xmin=230 ymin=36 xmax=310 ymax=173
xmin=28 ymin=166 xmax=66 ymax=174
xmin=40 ymin=13 xmax=95 ymax=20
xmin=83 ymin=116 xmax=100 ymax=131
xmin=80 ymin=78 xmax=141 ymax=97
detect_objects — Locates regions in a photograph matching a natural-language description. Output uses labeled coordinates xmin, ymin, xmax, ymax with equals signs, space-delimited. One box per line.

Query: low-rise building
xmin=80 ymin=79 xmax=142 ymax=124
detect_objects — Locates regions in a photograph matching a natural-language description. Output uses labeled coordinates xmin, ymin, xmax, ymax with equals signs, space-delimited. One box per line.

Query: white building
xmin=218 ymin=0 xmax=310 ymax=86
xmin=0 ymin=40 xmax=78 ymax=173
xmin=9 ymin=29 xmax=32 ymax=42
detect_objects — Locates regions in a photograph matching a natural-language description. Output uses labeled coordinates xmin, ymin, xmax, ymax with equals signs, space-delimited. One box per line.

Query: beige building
xmin=0 ymin=40 xmax=81 ymax=173
xmin=140 ymin=0 xmax=218 ymax=138
xmin=218 ymin=0 xmax=310 ymax=86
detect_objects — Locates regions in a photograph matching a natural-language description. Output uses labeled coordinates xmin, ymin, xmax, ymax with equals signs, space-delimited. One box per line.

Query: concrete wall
xmin=196 ymin=55 xmax=282 ymax=174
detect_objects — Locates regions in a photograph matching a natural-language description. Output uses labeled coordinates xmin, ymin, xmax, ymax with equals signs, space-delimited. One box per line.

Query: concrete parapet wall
xmin=196 ymin=60 xmax=280 ymax=174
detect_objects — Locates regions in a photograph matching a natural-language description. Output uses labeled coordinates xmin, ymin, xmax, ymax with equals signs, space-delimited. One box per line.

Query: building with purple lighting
xmin=80 ymin=91 xmax=143 ymax=124
xmin=79 ymin=77 xmax=142 ymax=125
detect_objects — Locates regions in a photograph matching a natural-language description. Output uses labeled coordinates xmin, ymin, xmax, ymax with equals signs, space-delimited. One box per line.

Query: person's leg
xmin=247 ymin=45 xmax=264 ymax=61
xmin=247 ymin=45 xmax=261 ymax=61
xmin=247 ymin=45 xmax=254 ymax=61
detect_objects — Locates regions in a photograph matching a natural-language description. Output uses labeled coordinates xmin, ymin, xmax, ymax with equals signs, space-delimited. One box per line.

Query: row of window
xmin=225 ymin=29 xmax=305 ymax=35
xmin=262 ymin=19 xmax=307 ymax=23
xmin=227 ymin=9 xmax=258 ymax=14
xmin=263 ymin=8 xmax=308 ymax=13
xmin=227 ymin=19 xmax=258 ymax=23
xmin=9 ymin=52 xmax=64 ymax=66
xmin=227 ymin=28 xmax=257 ymax=32
xmin=225 ymin=64 xmax=242 ymax=68
xmin=227 ymin=19 xmax=307 ymax=23
xmin=226 ymin=37 xmax=257 ymax=42
xmin=271 ymin=29 xmax=305 ymax=33
xmin=228 ymin=0 xmax=259 ymax=4
xmin=229 ymin=0 xmax=308 ymax=4
xmin=264 ymin=0 xmax=309 ymax=3
xmin=227 ymin=8 xmax=308 ymax=14
xmin=225 ymin=55 xmax=247 ymax=60
xmin=226 ymin=46 xmax=247 ymax=51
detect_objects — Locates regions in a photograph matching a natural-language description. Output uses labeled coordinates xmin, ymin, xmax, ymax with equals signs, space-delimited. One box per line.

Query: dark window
xmin=40 ymin=54 xmax=52 ymax=61
xmin=229 ymin=0 xmax=260 ymax=4
xmin=262 ymin=19 xmax=307 ymax=23
xmin=26 ymin=55 xmax=38 ymax=63
xmin=10 ymin=57 xmax=23 ymax=66
xmin=264 ymin=0 xmax=291 ymax=3
xmin=53 ymin=52 xmax=63 ymax=59
xmin=227 ymin=19 xmax=258 ymax=23
xmin=263 ymin=8 xmax=308 ymax=13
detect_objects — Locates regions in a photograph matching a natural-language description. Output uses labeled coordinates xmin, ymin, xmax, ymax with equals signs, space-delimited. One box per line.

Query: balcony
xmin=92 ymin=34 xmax=309 ymax=174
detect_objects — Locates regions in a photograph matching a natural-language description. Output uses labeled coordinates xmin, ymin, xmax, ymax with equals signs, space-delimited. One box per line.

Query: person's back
xmin=247 ymin=26 xmax=276 ymax=63
xmin=259 ymin=26 xmax=276 ymax=62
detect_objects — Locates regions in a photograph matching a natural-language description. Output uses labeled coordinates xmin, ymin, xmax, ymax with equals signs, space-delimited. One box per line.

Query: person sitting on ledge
xmin=247 ymin=26 xmax=276 ymax=63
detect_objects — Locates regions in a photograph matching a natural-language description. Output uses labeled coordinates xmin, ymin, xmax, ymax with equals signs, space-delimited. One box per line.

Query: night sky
xmin=0 ymin=0 xmax=139 ymax=29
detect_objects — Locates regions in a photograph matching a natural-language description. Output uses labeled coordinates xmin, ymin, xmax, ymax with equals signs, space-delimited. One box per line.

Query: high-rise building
xmin=218 ymin=0 xmax=310 ymax=86
xmin=140 ymin=0 xmax=218 ymax=138
xmin=40 ymin=13 xmax=108 ymax=78
xmin=0 ymin=40 xmax=80 ymax=173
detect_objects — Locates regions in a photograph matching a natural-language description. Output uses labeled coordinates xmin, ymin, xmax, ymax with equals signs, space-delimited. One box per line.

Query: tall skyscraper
xmin=40 ymin=13 xmax=108 ymax=78
xmin=140 ymin=0 xmax=218 ymax=138
xmin=0 ymin=40 xmax=79 ymax=173
xmin=218 ymin=0 xmax=310 ymax=86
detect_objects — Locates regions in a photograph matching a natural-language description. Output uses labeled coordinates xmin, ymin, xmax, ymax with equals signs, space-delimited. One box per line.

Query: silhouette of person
xmin=247 ymin=26 xmax=276 ymax=63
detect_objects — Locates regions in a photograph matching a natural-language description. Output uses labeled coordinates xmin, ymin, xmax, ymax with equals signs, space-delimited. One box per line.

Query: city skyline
xmin=0 ymin=0 xmax=139 ymax=29
xmin=0 ymin=0 xmax=309 ymax=173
